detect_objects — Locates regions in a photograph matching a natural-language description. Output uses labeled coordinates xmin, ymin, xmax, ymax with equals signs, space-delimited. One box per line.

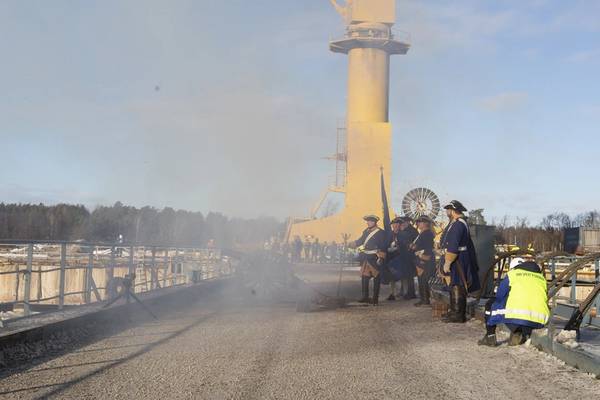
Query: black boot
xmin=404 ymin=277 xmax=417 ymax=300
xmin=456 ymin=285 xmax=467 ymax=322
xmin=415 ymin=275 xmax=431 ymax=307
xmin=478 ymin=334 xmax=498 ymax=347
xmin=478 ymin=324 xmax=498 ymax=346
xmin=372 ymin=276 xmax=381 ymax=305
xmin=441 ymin=288 xmax=456 ymax=322
xmin=358 ymin=277 xmax=370 ymax=303
xmin=508 ymin=331 xmax=524 ymax=346
xmin=446 ymin=286 xmax=467 ymax=323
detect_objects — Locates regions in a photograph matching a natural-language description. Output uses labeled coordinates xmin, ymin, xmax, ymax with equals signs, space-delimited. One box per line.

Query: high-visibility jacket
xmin=488 ymin=263 xmax=550 ymax=328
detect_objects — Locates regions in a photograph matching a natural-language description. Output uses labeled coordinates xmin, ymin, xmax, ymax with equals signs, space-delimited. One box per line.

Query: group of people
xmin=350 ymin=199 xmax=550 ymax=346
xmin=287 ymin=237 xmax=354 ymax=264
xmin=350 ymin=213 xmax=436 ymax=307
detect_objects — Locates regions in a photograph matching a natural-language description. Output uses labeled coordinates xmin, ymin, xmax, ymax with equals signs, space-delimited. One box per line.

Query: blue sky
xmin=1 ymin=0 xmax=599 ymax=224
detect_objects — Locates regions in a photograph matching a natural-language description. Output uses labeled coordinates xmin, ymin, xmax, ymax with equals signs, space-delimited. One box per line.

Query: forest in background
xmin=0 ymin=202 xmax=282 ymax=248
xmin=0 ymin=203 xmax=598 ymax=251
xmin=491 ymin=211 xmax=600 ymax=252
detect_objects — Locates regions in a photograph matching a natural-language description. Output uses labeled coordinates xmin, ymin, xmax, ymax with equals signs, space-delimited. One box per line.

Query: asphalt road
xmin=0 ymin=264 xmax=598 ymax=399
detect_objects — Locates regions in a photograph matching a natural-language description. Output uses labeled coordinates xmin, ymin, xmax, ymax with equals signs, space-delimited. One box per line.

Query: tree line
xmin=492 ymin=211 xmax=600 ymax=252
xmin=2 ymin=202 xmax=597 ymax=252
xmin=0 ymin=202 xmax=283 ymax=248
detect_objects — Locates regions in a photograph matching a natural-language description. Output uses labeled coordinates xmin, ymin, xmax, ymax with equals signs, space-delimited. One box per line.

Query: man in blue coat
xmin=384 ymin=216 xmax=407 ymax=301
xmin=479 ymin=258 xmax=550 ymax=346
xmin=440 ymin=200 xmax=481 ymax=323
xmin=351 ymin=215 xmax=388 ymax=305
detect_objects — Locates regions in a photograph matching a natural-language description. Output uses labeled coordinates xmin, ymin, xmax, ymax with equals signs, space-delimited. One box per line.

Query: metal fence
xmin=0 ymin=240 xmax=232 ymax=321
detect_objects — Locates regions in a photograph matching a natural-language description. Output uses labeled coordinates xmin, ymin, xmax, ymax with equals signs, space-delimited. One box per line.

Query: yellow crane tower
xmin=288 ymin=0 xmax=409 ymax=243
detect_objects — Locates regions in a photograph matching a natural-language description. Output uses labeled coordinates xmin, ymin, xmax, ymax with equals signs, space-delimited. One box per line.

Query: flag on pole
xmin=380 ymin=166 xmax=391 ymax=233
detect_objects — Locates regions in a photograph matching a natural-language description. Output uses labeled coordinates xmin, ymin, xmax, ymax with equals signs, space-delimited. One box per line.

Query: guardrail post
xmin=14 ymin=264 xmax=20 ymax=305
xmin=173 ymin=248 xmax=179 ymax=285
xmin=129 ymin=246 xmax=135 ymax=276
xmin=570 ymin=268 xmax=577 ymax=305
xmin=551 ymin=259 xmax=556 ymax=281
xmin=23 ymin=243 xmax=33 ymax=316
xmin=163 ymin=250 xmax=168 ymax=288
xmin=109 ymin=246 xmax=116 ymax=282
xmin=151 ymin=247 xmax=157 ymax=289
xmin=59 ymin=243 xmax=67 ymax=310
xmin=85 ymin=252 xmax=93 ymax=304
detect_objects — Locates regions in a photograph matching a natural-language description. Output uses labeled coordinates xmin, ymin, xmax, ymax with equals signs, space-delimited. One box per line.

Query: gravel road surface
xmin=0 ymin=264 xmax=598 ymax=399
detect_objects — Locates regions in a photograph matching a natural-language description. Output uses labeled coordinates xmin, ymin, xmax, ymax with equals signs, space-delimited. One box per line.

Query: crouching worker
xmin=479 ymin=258 xmax=550 ymax=347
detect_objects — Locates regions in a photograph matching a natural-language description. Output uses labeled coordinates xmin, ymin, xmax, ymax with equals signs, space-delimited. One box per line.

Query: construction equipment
xmin=288 ymin=0 xmax=409 ymax=242
xmin=564 ymin=282 xmax=600 ymax=335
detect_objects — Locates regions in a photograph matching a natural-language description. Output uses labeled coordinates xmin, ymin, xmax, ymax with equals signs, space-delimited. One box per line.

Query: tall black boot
xmin=415 ymin=275 xmax=431 ymax=306
xmin=447 ymin=285 xmax=467 ymax=323
xmin=442 ymin=287 xmax=454 ymax=322
xmin=402 ymin=278 xmax=416 ymax=300
xmin=358 ymin=277 xmax=370 ymax=303
xmin=423 ymin=278 xmax=431 ymax=305
xmin=372 ymin=276 xmax=381 ymax=305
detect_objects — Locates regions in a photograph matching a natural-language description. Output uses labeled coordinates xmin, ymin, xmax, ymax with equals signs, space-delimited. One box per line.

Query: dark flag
xmin=380 ymin=167 xmax=391 ymax=233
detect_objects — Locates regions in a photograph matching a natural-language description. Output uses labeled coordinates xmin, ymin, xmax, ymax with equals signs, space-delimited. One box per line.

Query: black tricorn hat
xmin=443 ymin=200 xmax=467 ymax=213
xmin=415 ymin=215 xmax=433 ymax=224
xmin=363 ymin=215 xmax=380 ymax=222
xmin=391 ymin=216 xmax=411 ymax=224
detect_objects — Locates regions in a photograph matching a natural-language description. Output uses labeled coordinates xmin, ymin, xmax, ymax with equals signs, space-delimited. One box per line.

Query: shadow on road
xmin=0 ymin=311 xmax=218 ymax=399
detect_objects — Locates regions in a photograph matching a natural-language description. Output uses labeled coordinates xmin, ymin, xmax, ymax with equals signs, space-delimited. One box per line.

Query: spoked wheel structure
xmin=401 ymin=187 xmax=441 ymax=220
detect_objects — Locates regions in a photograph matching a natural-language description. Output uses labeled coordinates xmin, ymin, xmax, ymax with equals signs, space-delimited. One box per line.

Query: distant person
xmin=411 ymin=216 xmax=436 ymax=307
xmin=330 ymin=241 xmax=339 ymax=263
xmin=312 ymin=239 xmax=321 ymax=263
xmin=397 ymin=217 xmax=418 ymax=300
xmin=384 ymin=216 xmax=405 ymax=301
xmin=293 ymin=236 xmax=303 ymax=263
xmin=439 ymin=200 xmax=481 ymax=323
xmin=321 ymin=241 xmax=329 ymax=263
xmin=304 ymin=238 xmax=311 ymax=261
xmin=479 ymin=258 xmax=550 ymax=346
xmin=349 ymin=215 xmax=387 ymax=305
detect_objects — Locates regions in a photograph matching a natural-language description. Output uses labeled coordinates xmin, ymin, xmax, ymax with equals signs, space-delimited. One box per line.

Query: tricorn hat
xmin=391 ymin=216 xmax=411 ymax=224
xmin=363 ymin=215 xmax=380 ymax=222
xmin=415 ymin=215 xmax=433 ymax=224
xmin=443 ymin=200 xmax=467 ymax=213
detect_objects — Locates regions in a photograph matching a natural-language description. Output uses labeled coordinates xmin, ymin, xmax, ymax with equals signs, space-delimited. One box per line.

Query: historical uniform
xmin=352 ymin=215 xmax=388 ymax=305
xmin=440 ymin=200 xmax=481 ymax=322
xmin=397 ymin=218 xmax=418 ymax=299
xmin=303 ymin=239 xmax=311 ymax=261
xmin=384 ymin=216 xmax=410 ymax=300
xmin=412 ymin=216 xmax=436 ymax=306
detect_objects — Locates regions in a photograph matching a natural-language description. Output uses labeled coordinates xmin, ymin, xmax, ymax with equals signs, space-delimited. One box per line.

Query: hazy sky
xmin=1 ymin=0 xmax=599 ymax=224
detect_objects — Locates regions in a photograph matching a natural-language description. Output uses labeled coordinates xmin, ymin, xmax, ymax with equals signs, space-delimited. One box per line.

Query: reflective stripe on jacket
xmin=492 ymin=268 xmax=549 ymax=326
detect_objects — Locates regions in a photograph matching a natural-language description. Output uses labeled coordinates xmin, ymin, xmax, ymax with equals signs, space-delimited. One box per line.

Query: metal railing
xmin=0 ymin=240 xmax=233 ymax=322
